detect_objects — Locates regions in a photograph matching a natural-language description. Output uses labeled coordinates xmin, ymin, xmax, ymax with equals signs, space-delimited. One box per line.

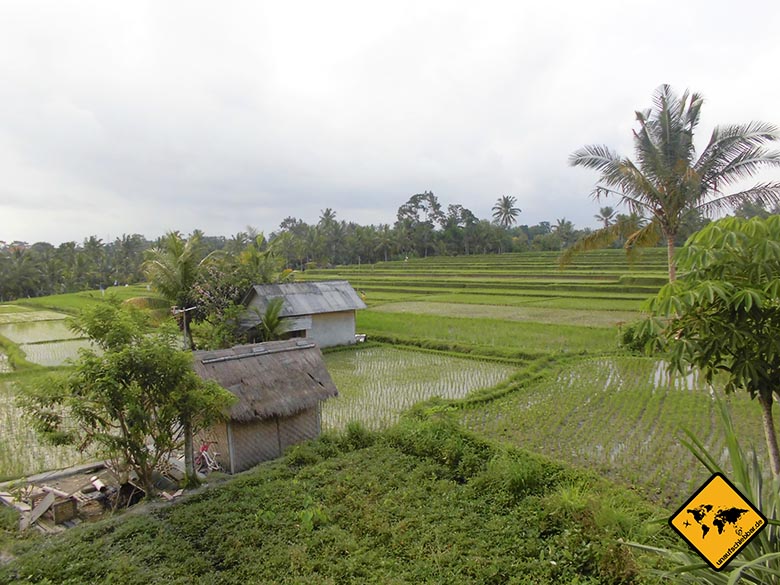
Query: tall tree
xmin=554 ymin=217 xmax=576 ymax=249
xmin=491 ymin=195 xmax=521 ymax=229
xmin=395 ymin=191 xmax=444 ymax=258
xmin=374 ymin=224 xmax=395 ymax=262
xmin=568 ymin=84 xmax=780 ymax=280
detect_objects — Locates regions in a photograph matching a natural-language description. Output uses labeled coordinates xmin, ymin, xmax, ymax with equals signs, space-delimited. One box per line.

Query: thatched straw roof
xmin=242 ymin=281 xmax=366 ymax=318
xmin=192 ymin=340 xmax=338 ymax=423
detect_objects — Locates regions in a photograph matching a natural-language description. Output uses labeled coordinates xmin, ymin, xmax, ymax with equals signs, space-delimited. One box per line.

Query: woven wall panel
xmin=231 ymin=419 xmax=280 ymax=472
xmin=279 ymin=408 xmax=320 ymax=452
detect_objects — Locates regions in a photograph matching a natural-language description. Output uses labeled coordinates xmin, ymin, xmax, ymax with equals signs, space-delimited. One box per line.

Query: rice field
xmin=358 ymin=311 xmax=618 ymax=356
xmin=0 ymin=320 xmax=76 ymax=344
xmin=460 ymin=356 xmax=767 ymax=505
xmin=20 ymin=339 xmax=95 ymax=367
xmin=371 ymin=301 xmax=639 ymax=328
xmin=0 ymin=306 xmax=93 ymax=368
xmin=0 ymin=376 xmax=89 ymax=481
xmin=304 ymin=248 xmax=668 ymax=309
xmin=0 ymin=309 xmax=67 ymax=325
xmin=322 ymin=346 xmax=516 ymax=430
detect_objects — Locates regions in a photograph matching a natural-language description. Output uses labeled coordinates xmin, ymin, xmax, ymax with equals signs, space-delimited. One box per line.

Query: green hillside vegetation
xmin=304 ymin=249 xmax=668 ymax=303
xmin=0 ymin=246 xmax=762 ymax=582
xmin=0 ymin=417 xmax=671 ymax=584
xmin=11 ymin=285 xmax=163 ymax=316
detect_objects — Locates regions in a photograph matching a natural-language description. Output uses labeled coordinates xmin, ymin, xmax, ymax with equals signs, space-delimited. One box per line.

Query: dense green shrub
xmin=618 ymin=321 xmax=655 ymax=354
xmin=0 ymin=417 xmax=663 ymax=585
xmin=385 ymin=416 xmax=494 ymax=481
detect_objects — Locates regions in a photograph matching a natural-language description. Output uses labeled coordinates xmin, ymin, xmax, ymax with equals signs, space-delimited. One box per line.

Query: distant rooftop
xmin=242 ymin=280 xmax=367 ymax=317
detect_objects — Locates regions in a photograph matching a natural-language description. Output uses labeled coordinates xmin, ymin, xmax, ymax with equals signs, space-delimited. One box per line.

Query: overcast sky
xmin=1 ymin=1 xmax=779 ymax=245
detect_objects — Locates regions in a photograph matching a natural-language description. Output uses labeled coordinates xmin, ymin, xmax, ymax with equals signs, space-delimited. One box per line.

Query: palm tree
xmin=593 ymin=206 xmax=616 ymax=228
xmin=491 ymin=195 xmax=521 ymax=229
xmin=251 ymin=297 xmax=288 ymax=342
xmin=554 ymin=217 xmax=576 ymax=249
xmin=142 ymin=231 xmax=217 ymax=485
xmin=142 ymin=231 xmax=212 ymax=348
xmin=567 ymin=84 xmax=780 ymax=281
xmin=374 ymin=224 xmax=395 ymax=262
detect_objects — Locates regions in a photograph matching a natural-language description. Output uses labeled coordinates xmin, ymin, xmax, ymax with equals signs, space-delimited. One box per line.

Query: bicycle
xmin=195 ymin=441 xmax=222 ymax=473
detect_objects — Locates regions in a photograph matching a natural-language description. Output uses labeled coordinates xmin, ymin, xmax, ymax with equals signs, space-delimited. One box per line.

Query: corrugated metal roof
xmin=242 ymin=280 xmax=367 ymax=317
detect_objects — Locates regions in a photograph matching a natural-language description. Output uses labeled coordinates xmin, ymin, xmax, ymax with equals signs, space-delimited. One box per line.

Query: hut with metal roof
xmin=192 ymin=339 xmax=338 ymax=473
xmin=240 ymin=280 xmax=367 ymax=348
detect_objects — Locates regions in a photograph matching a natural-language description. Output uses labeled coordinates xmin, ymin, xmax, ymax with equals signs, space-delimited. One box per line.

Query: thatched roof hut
xmin=192 ymin=339 xmax=338 ymax=473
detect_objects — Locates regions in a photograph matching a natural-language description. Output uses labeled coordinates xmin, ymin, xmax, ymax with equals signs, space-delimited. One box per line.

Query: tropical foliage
xmin=18 ymin=302 xmax=234 ymax=494
xmin=249 ymin=297 xmax=288 ymax=343
xmin=142 ymin=231 xmax=214 ymax=349
xmin=568 ymin=84 xmax=780 ymax=280
xmin=492 ymin=195 xmax=521 ymax=228
xmin=594 ymin=206 xmax=616 ymax=228
xmin=644 ymin=216 xmax=780 ymax=474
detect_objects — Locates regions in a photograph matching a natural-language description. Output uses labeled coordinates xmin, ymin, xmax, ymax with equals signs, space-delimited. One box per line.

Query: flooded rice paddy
xmin=0 ymin=305 xmax=92 ymax=368
xmin=461 ymin=356 xmax=764 ymax=505
xmin=322 ymin=346 xmax=516 ymax=431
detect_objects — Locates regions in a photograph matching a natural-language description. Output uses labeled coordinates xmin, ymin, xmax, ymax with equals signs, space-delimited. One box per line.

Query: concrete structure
xmin=192 ymin=340 xmax=338 ymax=473
xmin=240 ymin=281 xmax=366 ymax=348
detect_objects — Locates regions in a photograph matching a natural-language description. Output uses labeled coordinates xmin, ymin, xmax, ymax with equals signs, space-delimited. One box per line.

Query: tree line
xmin=0 ymin=196 xmax=723 ymax=303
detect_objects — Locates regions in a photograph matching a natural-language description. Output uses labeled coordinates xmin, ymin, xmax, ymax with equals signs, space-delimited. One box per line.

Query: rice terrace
xmin=1 ymin=240 xmax=779 ymax=583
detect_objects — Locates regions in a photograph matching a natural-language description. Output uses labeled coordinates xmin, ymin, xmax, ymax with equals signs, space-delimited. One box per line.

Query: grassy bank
xmin=11 ymin=286 xmax=161 ymax=315
xmin=0 ymin=416 xmax=671 ymax=584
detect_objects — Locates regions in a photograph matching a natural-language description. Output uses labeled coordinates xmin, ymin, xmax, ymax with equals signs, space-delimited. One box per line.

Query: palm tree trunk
xmin=666 ymin=235 xmax=676 ymax=282
xmin=759 ymin=394 xmax=780 ymax=476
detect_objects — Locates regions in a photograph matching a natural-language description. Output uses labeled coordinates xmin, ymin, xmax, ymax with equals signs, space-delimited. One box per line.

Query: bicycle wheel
xmin=195 ymin=454 xmax=207 ymax=473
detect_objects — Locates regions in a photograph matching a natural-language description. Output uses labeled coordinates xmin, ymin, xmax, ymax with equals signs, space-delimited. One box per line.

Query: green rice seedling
xmin=13 ymin=285 xmax=157 ymax=315
xmin=358 ymin=311 xmax=617 ymax=356
xmin=421 ymin=293 xmax=645 ymax=312
xmin=370 ymin=301 xmax=640 ymax=328
xmin=0 ymin=309 xmax=67 ymax=325
xmin=460 ymin=356 xmax=767 ymax=505
xmin=322 ymin=347 xmax=516 ymax=431
xmin=19 ymin=339 xmax=95 ymax=367
xmin=0 ymin=351 xmax=11 ymax=374
xmin=0 ymin=305 xmax=29 ymax=314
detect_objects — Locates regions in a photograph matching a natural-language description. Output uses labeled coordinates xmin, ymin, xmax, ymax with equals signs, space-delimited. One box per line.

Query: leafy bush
xmin=0 ymin=505 xmax=18 ymax=532
xmin=340 ymin=420 xmax=376 ymax=450
xmin=618 ymin=321 xmax=655 ymax=354
xmin=469 ymin=451 xmax=550 ymax=505
xmin=385 ymin=415 xmax=492 ymax=481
